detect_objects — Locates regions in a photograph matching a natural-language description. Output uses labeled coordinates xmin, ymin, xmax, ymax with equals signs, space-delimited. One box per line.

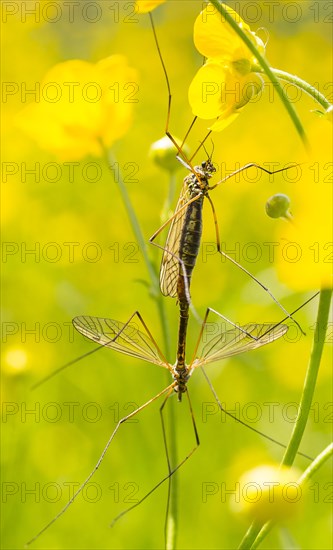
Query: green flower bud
xmin=265 ymin=193 xmax=292 ymax=220
xmin=149 ymin=136 xmax=190 ymax=173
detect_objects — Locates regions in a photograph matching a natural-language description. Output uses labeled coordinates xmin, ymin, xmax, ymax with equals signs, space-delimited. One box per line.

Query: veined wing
xmin=193 ymin=323 xmax=288 ymax=368
xmin=160 ymin=180 xmax=191 ymax=297
xmin=73 ymin=316 xmax=169 ymax=368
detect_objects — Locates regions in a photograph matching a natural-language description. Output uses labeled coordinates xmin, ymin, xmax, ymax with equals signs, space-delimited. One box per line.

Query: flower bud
xmin=149 ymin=136 xmax=190 ymax=173
xmin=233 ymin=464 xmax=303 ymax=522
xmin=265 ymin=193 xmax=291 ymax=220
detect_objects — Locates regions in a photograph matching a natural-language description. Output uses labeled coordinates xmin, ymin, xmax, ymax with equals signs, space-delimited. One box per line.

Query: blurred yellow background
xmin=1 ymin=1 xmax=332 ymax=549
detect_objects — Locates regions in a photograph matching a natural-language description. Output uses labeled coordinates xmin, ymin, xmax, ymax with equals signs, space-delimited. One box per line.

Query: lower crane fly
xmin=26 ymin=306 xmax=294 ymax=546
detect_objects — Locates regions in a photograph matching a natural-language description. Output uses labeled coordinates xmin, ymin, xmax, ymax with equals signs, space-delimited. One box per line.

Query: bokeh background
xmin=1 ymin=1 xmax=332 ymax=549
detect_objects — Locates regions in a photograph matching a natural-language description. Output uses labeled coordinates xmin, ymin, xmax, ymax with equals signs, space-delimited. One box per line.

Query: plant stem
xmin=104 ymin=149 xmax=172 ymax=350
xmin=209 ymin=0 xmax=307 ymax=146
xmin=269 ymin=69 xmax=332 ymax=112
xmin=106 ymin=149 xmax=158 ymax=291
xmin=104 ymin=147 xmax=178 ymax=548
xmin=238 ymin=520 xmax=262 ymax=550
xmin=282 ymin=288 xmax=332 ymax=467
xmin=238 ymin=288 xmax=332 ymax=549
xmin=250 ymin=522 xmax=274 ymax=550
xmin=163 ymin=171 xmax=179 ymax=550
xmin=298 ymin=442 xmax=333 ymax=484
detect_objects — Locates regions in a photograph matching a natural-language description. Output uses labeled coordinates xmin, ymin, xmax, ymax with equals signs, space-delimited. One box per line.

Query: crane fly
xmin=27 ymin=292 xmax=322 ymax=547
xmin=148 ymin=13 xmax=304 ymax=335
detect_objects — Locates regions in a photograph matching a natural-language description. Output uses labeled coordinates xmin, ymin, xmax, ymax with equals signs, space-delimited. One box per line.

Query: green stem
xmin=282 ymin=288 xmax=332 ymax=466
xmin=298 ymin=442 xmax=333 ymax=485
xmin=238 ymin=288 xmax=332 ymax=549
xmin=165 ymin=399 xmax=178 ymax=549
xmin=269 ymin=69 xmax=332 ymax=112
xmin=238 ymin=520 xmax=263 ymax=550
xmin=163 ymin=171 xmax=179 ymax=550
xmin=104 ymin=146 xmax=177 ymax=547
xmin=104 ymin=146 xmax=172 ymax=355
xmin=250 ymin=522 xmax=274 ymax=550
xmin=105 ymin=149 xmax=158 ymax=292
xmin=209 ymin=0 xmax=307 ymax=146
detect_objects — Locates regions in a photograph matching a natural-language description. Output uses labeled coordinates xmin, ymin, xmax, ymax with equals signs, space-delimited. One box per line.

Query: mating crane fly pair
xmin=70 ymin=11 xmax=302 ymax=405
xmin=73 ymin=132 xmax=294 ymax=404
xmin=27 ymin=12 xmax=313 ymax=547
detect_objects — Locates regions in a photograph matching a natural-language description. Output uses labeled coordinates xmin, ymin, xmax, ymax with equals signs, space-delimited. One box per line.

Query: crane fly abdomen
xmin=177 ymin=193 xmax=204 ymax=301
xmin=159 ymin=160 xmax=215 ymax=300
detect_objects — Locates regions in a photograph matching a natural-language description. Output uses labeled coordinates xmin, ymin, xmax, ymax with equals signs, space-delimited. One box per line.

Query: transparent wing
xmin=73 ymin=316 xmax=169 ymax=368
xmin=193 ymin=323 xmax=288 ymax=368
xmin=160 ymin=180 xmax=191 ymax=297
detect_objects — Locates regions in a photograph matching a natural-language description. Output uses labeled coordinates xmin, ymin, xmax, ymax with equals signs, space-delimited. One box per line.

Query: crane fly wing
xmin=193 ymin=323 xmax=288 ymax=368
xmin=160 ymin=180 xmax=191 ymax=297
xmin=73 ymin=316 xmax=169 ymax=368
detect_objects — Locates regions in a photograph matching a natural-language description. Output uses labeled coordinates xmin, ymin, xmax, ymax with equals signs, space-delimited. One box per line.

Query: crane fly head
xmin=200 ymin=159 xmax=216 ymax=179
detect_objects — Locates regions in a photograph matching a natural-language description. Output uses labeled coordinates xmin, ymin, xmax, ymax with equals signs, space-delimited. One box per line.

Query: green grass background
xmin=2 ymin=1 xmax=332 ymax=549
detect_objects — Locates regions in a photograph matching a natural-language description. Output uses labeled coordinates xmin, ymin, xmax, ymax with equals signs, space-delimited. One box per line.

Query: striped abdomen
xmin=177 ymin=193 xmax=204 ymax=303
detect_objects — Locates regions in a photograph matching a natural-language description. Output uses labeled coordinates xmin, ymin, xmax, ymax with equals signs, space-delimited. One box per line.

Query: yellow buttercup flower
xmin=234 ymin=464 xmax=303 ymax=522
xmin=16 ymin=56 xmax=137 ymax=161
xmin=135 ymin=0 xmax=166 ymax=14
xmin=189 ymin=3 xmax=265 ymax=130
xmin=3 ymin=348 xmax=28 ymax=375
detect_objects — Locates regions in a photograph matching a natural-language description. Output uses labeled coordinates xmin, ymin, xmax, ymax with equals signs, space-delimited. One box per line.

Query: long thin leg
xmin=190 ymin=129 xmax=212 ymax=162
xmin=149 ymin=13 xmax=210 ymax=178
xmin=149 ymin=13 xmax=190 ymax=166
xmin=209 ymin=162 xmax=298 ymax=190
xmin=181 ymin=115 xmax=197 ymax=150
xmin=207 ymin=165 xmax=305 ymax=335
xmin=25 ymin=383 xmax=174 ymax=547
xmin=159 ymin=391 xmax=176 ymax=547
xmin=200 ymin=367 xmax=313 ymax=461
xmin=149 ymin=192 xmax=202 ymax=245
xmin=192 ymin=294 xmax=319 ymax=461
xmin=110 ymin=389 xmax=200 ymax=529
xmin=207 ymin=193 xmax=304 ymax=334
xmin=31 ymin=345 xmax=103 ymax=390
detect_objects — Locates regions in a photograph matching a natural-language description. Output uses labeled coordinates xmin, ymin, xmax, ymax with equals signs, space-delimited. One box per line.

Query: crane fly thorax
xmin=171 ymin=363 xmax=192 ymax=400
xmin=186 ymin=160 xmax=216 ymax=197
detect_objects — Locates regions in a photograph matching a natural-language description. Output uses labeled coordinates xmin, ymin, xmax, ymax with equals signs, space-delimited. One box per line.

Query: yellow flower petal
xmin=190 ymin=3 xmax=265 ymax=130
xmin=210 ymin=112 xmax=240 ymax=132
xmin=96 ymin=55 xmax=138 ymax=147
xmin=189 ymin=61 xmax=263 ymax=123
xmin=16 ymin=56 xmax=138 ymax=161
xmin=189 ymin=62 xmax=228 ymax=119
xmin=194 ymin=3 xmax=263 ymax=61
xmin=135 ymin=0 xmax=166 ymax=14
